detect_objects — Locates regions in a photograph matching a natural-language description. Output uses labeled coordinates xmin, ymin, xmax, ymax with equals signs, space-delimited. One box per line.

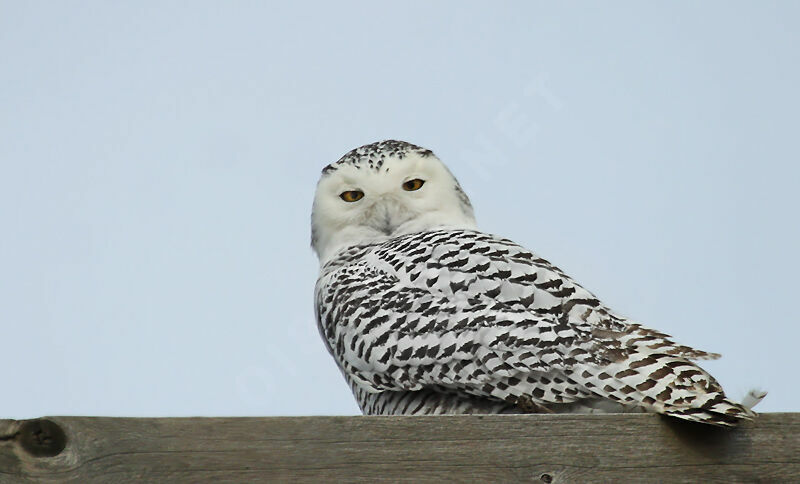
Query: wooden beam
xmin=1 ymin=413 xmax=798 ymax=482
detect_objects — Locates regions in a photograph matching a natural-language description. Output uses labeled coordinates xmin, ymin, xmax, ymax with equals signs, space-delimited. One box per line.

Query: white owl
xmin=312 ymin=140 xmax=765 ymax=425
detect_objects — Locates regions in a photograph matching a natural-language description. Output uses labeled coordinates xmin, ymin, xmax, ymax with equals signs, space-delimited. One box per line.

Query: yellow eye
xmin=402 ymin=178 xmax=425 ymax=191
xmin=339 ymin=190 xmax=364 ymax=202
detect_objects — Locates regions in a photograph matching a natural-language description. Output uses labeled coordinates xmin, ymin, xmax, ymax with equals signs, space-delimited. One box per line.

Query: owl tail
xmin=741 ymin=388 xmax=768 ymax=411
xmin=663 ymin=388 xmax=767 ymax=427
xmin=576 ymin=346 xmax=768 ymax=427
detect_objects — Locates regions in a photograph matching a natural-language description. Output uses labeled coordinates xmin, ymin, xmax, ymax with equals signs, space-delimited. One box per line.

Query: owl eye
xmin=402 ymin=179 xmax=425 ymax=191
xmin=340 ymin=190 xmax=364 ymax=202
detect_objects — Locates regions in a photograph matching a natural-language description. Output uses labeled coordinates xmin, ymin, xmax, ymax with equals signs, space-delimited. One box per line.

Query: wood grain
xmin=0 ymin=413 xmax=797 ymax=483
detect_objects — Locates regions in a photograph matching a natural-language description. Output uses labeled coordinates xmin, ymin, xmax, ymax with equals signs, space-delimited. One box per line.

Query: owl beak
xmin=373 ymin=203 xmax=395 ymax=235
xmin=367 ymin=198 xmax=402 ymax=236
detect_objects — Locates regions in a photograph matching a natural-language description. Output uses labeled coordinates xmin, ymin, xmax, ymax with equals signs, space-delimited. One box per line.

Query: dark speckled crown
xmin=322 ymin=140 xmax=434 ymax=174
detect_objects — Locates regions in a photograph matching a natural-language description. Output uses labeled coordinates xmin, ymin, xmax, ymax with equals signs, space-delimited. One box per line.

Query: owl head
xmin=311 ymin=140 xmax=477 ymax=262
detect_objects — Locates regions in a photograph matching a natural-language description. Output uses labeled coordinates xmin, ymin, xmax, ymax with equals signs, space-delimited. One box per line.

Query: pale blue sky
xmin=1 ymin=2 xmax=797 ymax=418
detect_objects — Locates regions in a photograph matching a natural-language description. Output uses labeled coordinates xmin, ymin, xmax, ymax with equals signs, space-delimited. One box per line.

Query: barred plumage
xmin=312 ymin=140 xmax=765 ymax=426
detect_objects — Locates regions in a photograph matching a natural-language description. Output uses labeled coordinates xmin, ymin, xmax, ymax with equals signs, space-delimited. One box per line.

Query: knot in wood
xmin=19 ymin=419 xmax=67 ymax=457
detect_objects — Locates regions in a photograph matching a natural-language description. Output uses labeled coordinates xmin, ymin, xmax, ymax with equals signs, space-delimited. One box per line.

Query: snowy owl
xmin=312 ymin=140 xmax=765 ymax=425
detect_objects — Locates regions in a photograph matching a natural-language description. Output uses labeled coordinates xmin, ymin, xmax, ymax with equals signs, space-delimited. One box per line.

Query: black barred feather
xmin=315 ymin=229 xmax=759 ymax=426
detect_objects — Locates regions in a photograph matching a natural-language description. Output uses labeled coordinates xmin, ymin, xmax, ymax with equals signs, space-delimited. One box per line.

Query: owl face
xmin=311 ymin=141 xmax=476 ymax=262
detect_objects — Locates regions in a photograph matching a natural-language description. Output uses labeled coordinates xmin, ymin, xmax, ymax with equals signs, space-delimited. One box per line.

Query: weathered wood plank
xmin=0 ymin=413 xmax=797 ymax=483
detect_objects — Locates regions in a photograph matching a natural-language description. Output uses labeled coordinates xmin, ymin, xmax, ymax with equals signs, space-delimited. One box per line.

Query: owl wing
xmin=316 ymin=229 xmax=752 ymax=425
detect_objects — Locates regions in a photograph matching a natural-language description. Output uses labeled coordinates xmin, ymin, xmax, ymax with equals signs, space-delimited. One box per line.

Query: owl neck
xmin=317 ymin=215 xmax=478 ymax=266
